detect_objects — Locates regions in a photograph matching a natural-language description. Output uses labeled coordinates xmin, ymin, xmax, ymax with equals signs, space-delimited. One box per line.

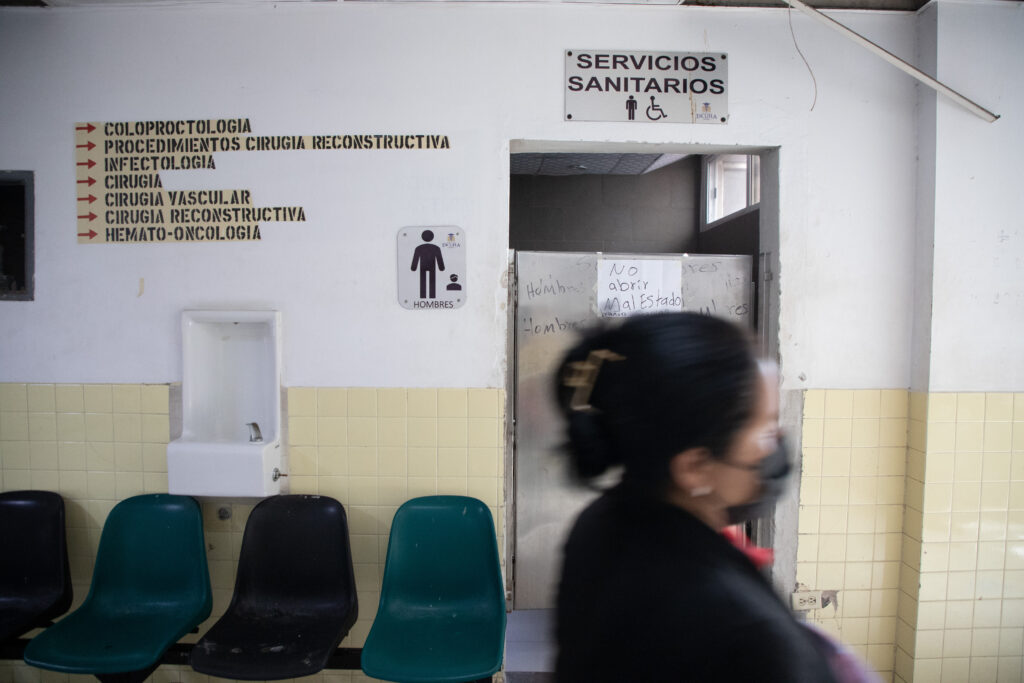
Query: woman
xmin=554 ymin=312 xmax=837 ymax=682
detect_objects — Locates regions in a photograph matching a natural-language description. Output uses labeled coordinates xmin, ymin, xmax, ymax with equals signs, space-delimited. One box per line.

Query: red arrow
xmin=78 ymin=212 xmax=97 ymax=221
xmin=78 ymin=230 xmax=98 ymax=239
xmin=77 ymin=159 xmax=96 ymax=169
xmin=76 ymin=123 xmax=96 ymax=133
xmin=76 ymin=141 xmax=96 ymax=151
xmin=77 ymin=194 xmax=97 ymax=204
xmin=77 ymin=177 xmax=96 ymax=186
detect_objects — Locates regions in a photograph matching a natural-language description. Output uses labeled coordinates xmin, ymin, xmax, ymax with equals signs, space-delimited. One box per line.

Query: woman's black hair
xmin=554 ymin=312 xmax=759 ymax=489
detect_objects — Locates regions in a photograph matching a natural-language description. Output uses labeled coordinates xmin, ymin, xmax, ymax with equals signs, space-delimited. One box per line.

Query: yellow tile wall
xmin=0 ymin=383 xmax=506 ymax=683
xmin=894 ymin=393 xmax=1024 ymax=683
xmin=797 ymin=389 xmax=909 ymax=680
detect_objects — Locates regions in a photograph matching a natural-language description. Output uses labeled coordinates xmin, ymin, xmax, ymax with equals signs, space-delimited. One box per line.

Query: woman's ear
xmin=669 ymin=447 xmax=715 ymax=497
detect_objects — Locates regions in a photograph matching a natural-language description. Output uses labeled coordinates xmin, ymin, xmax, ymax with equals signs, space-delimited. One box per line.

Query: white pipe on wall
xmin=782 ymin=0 xmax=1000 ymax=123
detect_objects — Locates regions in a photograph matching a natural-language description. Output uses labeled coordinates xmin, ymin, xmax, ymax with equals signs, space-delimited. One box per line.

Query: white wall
xmin=0 ymin=3 xmax=927 ymax=390
xmin=927 ymin=0 xmax=1024 ymax=392
xmin=911 ymin=2 xmax=938 ymax=393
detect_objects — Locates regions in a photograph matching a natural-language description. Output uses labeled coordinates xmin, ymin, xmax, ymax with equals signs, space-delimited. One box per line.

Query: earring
xmin=690 ymin=485 xmax=713 ymax=497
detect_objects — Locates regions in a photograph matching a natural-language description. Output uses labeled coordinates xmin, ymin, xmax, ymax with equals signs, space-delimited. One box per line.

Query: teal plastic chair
xmin=361 ymin=496 xmax=506 ymax=683
xmin=24 ymin=494 xmax=212 ymax=683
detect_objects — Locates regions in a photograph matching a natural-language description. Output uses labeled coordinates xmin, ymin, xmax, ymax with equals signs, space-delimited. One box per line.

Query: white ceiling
xmin=0 ymin=0 xmax=930 ymax=9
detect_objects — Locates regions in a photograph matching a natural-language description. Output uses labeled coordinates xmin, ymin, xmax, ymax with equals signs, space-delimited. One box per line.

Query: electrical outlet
xmin=791 ymin=590 xmax=823 ymax=611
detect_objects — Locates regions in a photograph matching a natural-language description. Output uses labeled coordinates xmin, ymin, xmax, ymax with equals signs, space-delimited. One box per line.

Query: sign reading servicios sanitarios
xmin=564 ymin=51 xmax=728 ymax=124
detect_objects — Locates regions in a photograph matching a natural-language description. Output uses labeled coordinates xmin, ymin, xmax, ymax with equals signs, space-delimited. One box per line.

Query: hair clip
xmin=563 ymin=349 xmax=625 ymax=411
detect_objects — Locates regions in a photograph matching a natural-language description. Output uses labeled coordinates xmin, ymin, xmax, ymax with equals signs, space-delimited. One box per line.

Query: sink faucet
xmin=246 ymin=422 xmax=263 ymax=443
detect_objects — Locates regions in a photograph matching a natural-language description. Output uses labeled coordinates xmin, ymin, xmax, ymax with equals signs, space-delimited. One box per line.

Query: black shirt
xmin=556 ymin=483 xmax=837 ymax=682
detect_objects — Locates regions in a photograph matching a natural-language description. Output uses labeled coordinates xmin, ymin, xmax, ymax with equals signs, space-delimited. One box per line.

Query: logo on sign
xmin=696 ymin=101 xmax=718 ymax=121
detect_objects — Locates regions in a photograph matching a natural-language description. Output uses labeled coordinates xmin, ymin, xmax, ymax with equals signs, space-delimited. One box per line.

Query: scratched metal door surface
xmin=511 ymin=251 xmax=752 ymax=609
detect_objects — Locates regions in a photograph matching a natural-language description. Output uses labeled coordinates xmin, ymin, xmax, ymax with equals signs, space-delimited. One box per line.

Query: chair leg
xmin=94 ymin=661 xmax=161 ymax=683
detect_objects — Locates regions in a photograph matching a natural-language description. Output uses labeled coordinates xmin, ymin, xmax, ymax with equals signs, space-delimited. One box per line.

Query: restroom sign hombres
xmin=564 ymin=50 xmax=729 ymax=124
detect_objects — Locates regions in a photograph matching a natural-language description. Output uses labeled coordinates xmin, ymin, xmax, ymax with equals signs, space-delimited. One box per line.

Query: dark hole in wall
xmin=0 ymin=171 xmax=33 ymax=300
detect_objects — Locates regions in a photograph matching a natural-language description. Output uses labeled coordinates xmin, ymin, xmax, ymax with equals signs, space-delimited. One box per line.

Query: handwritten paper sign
xmin=597 ymin=258 xmax=683 ymax=317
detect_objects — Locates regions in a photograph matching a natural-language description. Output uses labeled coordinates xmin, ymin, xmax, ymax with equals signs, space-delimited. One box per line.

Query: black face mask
xmin=725 ymin=435 xmax=792 ymax=525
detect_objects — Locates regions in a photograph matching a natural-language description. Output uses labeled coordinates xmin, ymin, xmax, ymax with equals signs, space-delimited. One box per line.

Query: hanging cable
xmin=788 ymin=6 xmax=818 ymax=112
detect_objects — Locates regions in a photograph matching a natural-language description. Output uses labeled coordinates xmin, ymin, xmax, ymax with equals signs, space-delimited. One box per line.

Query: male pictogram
xmin=410 ymin=229 xmax=445 ymax=298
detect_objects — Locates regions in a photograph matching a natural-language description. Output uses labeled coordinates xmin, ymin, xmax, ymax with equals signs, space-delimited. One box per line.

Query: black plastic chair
xmin=190 ymin=494 xmax=359 ymax=680
xmin=0 ymin=491 xmax=73 ymax=645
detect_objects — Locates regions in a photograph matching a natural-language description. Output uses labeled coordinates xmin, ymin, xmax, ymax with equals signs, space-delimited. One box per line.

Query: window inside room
xmin=705 ymin=154 xmax=760 ymax=225
xmin=0 ymin=171 xmax=33 ymax=301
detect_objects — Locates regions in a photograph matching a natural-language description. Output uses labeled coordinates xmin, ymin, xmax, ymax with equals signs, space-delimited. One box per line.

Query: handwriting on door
xmin=598 ymin=260 xmax=683 ymax=317
xmin=523 ymin=274 xmax=587 ymax=300
xmin=520 ymin=316 xmax=589 ymax=337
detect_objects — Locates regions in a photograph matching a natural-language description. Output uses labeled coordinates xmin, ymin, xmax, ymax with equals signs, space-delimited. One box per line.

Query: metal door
xmin=512 ymin=251 xmax=752 ymax=609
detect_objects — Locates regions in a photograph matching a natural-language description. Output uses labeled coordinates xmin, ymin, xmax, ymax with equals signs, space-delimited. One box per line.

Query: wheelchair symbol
xmin=646 ymin=96 xmax=668 ymax=121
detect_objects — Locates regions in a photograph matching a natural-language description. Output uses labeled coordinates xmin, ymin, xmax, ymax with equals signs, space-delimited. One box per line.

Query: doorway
xmin=504 ymin=141 xmax=784 ymax=604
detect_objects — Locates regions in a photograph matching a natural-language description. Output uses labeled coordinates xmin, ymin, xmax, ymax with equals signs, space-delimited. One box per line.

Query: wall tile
xmin=112 ymin=413 xmax=141 ymax=443
xmin=0 ymin=384 xmax=27 ymax=412
xmin=140 ymin=385 xmax=169 ymax=415
xmin=437 ymin=389 xmax=468 ymax=418
xmin=437 ymin=448 xmax=468 ymax=477
xmin=348 ymin=417 xmax=378 ymax=447
xmin=852 ymin=419 xmax=880 ymax=448
xmin=880 ymin=418 xmax=909 ymax=448
xmin=58 ymin=443 xmax=86 ymax=472
xmin=55 ymin=384 xmax=85 ymax=413
xmin=27 ymin=384 xmax=56 ymax=412
xmin=880 ymin=447 xmax=908 ymax=476
xmin=315 ymin=446 xmax=346 ymax=476
xmin=957 ymin=423 xmax=986 ymax=452
xmin=803 ymin=418 xmax=824 ymax=448
xmin=82 ymin=385 xmax=112 ymax=414
xmin=317 ymin=416 xmax=348 ymax=446
xmin=437 ymin=418 xmax=467 ymax=448
xmin=804 ymin=390 xmax=825 ymax=418
xmin=820 ymin=477 xmax=850 ymax=505
xmin=141 ymin=414 xmax=169 ymax=443
xmin=288 ymin=416 xmax=317 ymax=445
xmin=347 ymin=389 xmax=378 ymax=417
xmin=377 ymin=447 xmax=407 ymax=477
xmin=142 ymin=444 xmax=166 ymax=473
xmin=853 ymin=391 xmax=881 ymax=419
xmin=823 ymin=420 xmax=853 ymax=448
xmin=467 ymin=418 xmax=500 ymax=448
xmin=348 ymin=447 xmax=378 ymax=476
xmin=468 ymin=388 xmax=500 ymax=418
xmin=30 ymin=469 xmax=58 ymax=491
xmin=825 ymin=390 xmax=854 ymax=419
xmin=377 ymin=389 xmax=406 ymax=418
xmin=1 ymin=412 xmax=29 ymax=441
xmin=882 ymin=390 xmax=910 ymax=419
xmin=378 ymin=418 xmax=407 ymax=447
xmin=468 ymin=447 xmax=500 ymax=478
xmin=407 ymin=389 xmax=437 ymax=417
xmin=111 ymin=385 xmax=141 ymax=414
xmin=985 ymin=423 xmax=1013 ymax=453
xmin=407 ymin=418 xmax=437 ymax=447
xmin=317 ymin=388 xmax=347 ymax=417
xmin=84 ymin=413 xmax=114 ymax=442
xmin=288 ymin=387 xmax=317 ymax=417
xmin=929 ymin=394 xmax=958 ymax=422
